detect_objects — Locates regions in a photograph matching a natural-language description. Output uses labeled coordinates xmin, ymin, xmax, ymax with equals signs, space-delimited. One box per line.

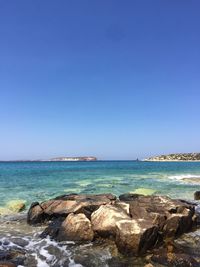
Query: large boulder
xmin=91 ymin=204 xmax=130 ymax=237
xmin=27 ymin=193 xmax=116 ymax=225
xmin=115 ymin=219 xmax=158 ymax=255
xmin=27 ymin=202 xmax=46 ymax=225
xmin=128 ymin=195 xmax=195 ymax=238
xmin=57 ymin=213 xmax=94 ymax=242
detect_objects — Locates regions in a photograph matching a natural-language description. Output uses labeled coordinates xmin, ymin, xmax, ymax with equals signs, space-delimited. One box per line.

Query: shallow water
xmin=0 ymin=217 xmax=148 ymax=267
xmin=1 ymin=161 xmax=200 ymax=208
xmin=1 ymin=161 xmax=200 ymax=266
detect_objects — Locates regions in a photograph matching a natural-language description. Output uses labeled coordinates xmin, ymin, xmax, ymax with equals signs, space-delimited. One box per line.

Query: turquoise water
xmin=1 ymin=160 xmax=200 ymax=208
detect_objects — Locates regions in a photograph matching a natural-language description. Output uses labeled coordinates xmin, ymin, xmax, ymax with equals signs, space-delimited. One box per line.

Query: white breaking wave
xmin=168 ymin=174 xmax=200 ymax=180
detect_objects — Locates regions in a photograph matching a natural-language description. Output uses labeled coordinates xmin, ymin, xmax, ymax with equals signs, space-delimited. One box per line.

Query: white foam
xmin=168 ymin=174 xmax=200 ymax=180
xmin=69 ymin=258 xmax=84 ymax=267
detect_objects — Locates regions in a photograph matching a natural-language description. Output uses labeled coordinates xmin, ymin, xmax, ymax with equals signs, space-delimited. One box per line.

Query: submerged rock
xmin=119 ymin=193 xmax=141 ymax=202
xmin=132 ymin=188 xmax=156 ymax=196
xmin=6 ymin=200 xmax=26 ymax=213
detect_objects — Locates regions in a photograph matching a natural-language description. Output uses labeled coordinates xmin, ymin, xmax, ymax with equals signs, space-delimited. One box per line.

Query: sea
xmin=1 ymin=160 xmax=200 ymax=266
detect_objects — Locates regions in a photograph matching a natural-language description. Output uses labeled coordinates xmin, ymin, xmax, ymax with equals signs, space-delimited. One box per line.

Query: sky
xmin=0 ymin=1 xmax=200 ymax=160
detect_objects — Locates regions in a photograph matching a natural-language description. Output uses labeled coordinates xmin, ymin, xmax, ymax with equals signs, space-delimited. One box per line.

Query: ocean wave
xmin=168 ymin=174 xmax=200 ymax=180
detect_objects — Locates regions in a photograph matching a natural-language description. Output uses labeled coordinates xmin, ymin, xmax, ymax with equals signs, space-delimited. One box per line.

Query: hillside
xmin=144 ymin=153 xmax=200 ymax=161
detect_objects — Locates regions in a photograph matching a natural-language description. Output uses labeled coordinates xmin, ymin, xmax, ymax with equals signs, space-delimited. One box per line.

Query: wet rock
xmin=27 ymin=194 xmax=116 ymax=225
xmin=40 ymin=218 xmax=63 ymax=239
xmin=150 ymin=245 xmax=199 ymax=267
xmin=91 ymin=204 xmax=130 ymax=237
xmin=119 ymin=193 xmax=141 ymax=202
xmin=194 ymin=191 xmax=200 ymax=200
xmin=0 ymin=262 xmax=16 ymax=267
xmin=57 ymin=213 xmax=94 ymax=241
xmin=115 ymin=219 xmax=158 ymax=255
xmin=0 ymin=248 xmax=25 ymax=267
xmin=0 ymin=251 xmax=11 ymax=261
xmin=27 ymin=202 xmax=46 ymax=225
xmin=10 ymin=238 xmax=29 ymax=247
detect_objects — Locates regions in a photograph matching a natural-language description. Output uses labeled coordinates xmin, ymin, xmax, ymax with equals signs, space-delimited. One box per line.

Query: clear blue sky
xmin=0 ymin=1 xmax=200 ymax=160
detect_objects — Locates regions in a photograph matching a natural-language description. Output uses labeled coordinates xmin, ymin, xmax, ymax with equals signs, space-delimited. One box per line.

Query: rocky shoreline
xmin=1 ymin=192 xmax=200 ymax=266
xmin=144 ymin=153 xmax=200 ymax=162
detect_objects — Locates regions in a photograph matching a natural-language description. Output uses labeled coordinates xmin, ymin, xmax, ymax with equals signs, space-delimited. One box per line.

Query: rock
xmin=132 ymin=188 xmax=156 ymax=196
xmin=27 ymin=202 xmax=46 ymax=225
xmin=57 ymin=213 xmax=94 ymax=241
xmin=91 ymin=204 xmax=130 ymax=237
xmin=115 ymin=219 xmax=158 ymax=255
xmin=0 ymin=262 xmax=16 ymax=267
xmin=114 ymin=201 xmax=130 ymax=215
xmin=119 ymin=193 xmax=141 ymax=202
xmin=27 ymin=193 xmax=198 ymax=257
xmin=40 ymin=218 xmax=63 ymax=239
xmin=128 ymin=195 xmax=195 ymax=238
xmin=0 ymin=248 xmax=25 ymax=267
xmin=6 ymin=200 xmax=26 ymax=212
xmin=150 ymin=245 xmax=199 ymax=267
xmin=27 ymin=193 xmax=116 ymax=225
xmin=194 ymin=191 xmax=200 ymax=200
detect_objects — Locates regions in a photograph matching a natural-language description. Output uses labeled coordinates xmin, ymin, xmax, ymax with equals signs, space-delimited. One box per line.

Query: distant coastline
xmin=0 ymin=156 xmax=97 ymax=162
xmin=143 ymin=153 xmax=200 ymax=162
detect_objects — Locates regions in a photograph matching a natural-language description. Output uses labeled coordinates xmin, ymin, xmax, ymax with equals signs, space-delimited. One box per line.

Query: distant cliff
xmin=144 ymin=153 xmax=200 ymax=161
xmin=49 ymin=157 xmax=97 ymax=162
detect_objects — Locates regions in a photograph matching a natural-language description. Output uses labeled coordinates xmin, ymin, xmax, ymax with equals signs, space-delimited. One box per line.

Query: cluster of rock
xmin=144 ymin=153 xmax=200 ymax=161
xmin=27 ymin=193 xmax=198 ymax=257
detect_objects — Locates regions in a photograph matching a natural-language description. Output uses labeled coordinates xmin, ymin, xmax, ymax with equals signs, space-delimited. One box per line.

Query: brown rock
xmin=115 ymin=219 xmax=158 ymax=255
xmin=27 ymin=202 xmax=45 ymax=225
xmin=128 ymin=195 xmax=195 ymax=238
xmin=0 ymin=262 xmax=16 ymax=267
xmin=57 ymin=213 xmax=94 ymax=241
xmin=91 ymin=204 xmax=130 ymax=237
xmin=27 ymin=193 xmax=116 ymax=225
xmin=150 ymin=246 xmax=199 ymax=267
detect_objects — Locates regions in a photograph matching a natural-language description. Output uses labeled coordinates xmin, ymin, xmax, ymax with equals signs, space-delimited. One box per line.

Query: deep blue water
xmin=1 ymin=161 xmax=200 ymax=208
